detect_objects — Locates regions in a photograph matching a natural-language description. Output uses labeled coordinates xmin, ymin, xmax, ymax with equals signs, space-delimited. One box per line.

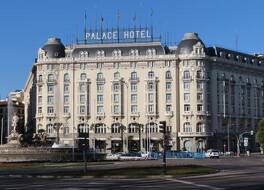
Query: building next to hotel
xmin=23 ymin=28 xmax=264 ymax=153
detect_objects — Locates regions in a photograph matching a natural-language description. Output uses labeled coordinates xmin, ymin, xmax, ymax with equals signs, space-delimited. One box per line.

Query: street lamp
xmin=236 ymin=130 xmax=254 ymax=157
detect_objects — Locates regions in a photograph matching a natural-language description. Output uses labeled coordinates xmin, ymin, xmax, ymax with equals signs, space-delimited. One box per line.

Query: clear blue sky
xmin=0 ymin=0 xmax=264 ymax=97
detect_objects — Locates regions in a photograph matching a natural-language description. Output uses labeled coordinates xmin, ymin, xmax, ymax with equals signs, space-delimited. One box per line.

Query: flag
xmin=101 ymin=16 xmax=104 ymax=23
xmin=150 ymin=9 xmax=153 ymax=17
xmin=133 ymin=13 xmax=136 ymax=22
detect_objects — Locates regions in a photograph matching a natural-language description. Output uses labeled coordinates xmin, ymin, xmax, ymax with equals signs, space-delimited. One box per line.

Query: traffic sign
xmin=244 ymin=137 xmax=248 ymax=147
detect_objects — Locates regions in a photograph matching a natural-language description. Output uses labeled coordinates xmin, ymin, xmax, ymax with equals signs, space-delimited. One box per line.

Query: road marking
xmin=166 ymin=178 xmax=225 ymax=190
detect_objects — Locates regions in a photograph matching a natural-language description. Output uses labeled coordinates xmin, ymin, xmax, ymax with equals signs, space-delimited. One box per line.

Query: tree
xmin=257 ymin=118 xmax=264 ymax=153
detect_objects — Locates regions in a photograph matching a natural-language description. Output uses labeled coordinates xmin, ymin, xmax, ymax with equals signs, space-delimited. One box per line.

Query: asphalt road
xmin=1 ymin=155 xmax=264 ymax=190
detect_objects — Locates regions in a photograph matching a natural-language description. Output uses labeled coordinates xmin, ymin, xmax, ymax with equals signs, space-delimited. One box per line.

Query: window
xmin=165 ymin=71 xmax=172 ymax=79
xmin=95 ymin=124 xmax=106 ymax=134
xmin=148 ymin=82 xmax=154 ymax=91
xmin=131 ymin=72 xmax=137 ymax=80
xmin=114 ymin=72 xmax=120 ymax=79
xmin=114 ymin=105 xmax=119 ymax=113
xmin=47 ymin=107 xmax=54 ymax=114
xmin=38 ymin=107 xmax=42 ymax=114
xmin=148 ymin=71 xmax=154 ymax=78
xmin=184 ymin=104 xmax=190 ymax=112
xmin=166 ymin=93 xmax=172 ymax=103
xmin=80 ymin=106 xmax=85 ymax=114
xmin=148 ymin=105 xmax=154 ymax=113
xmin=183 ymin=122 xmax=192 ymax=132
xmin=148 ymin=93 xmax=154 ymax=103
xmin=112 ymin=49 xmax=121 ymax=57
xmin=64 ymin=73 xmax=70 ymax=82
xmin=97 ymin=95 xmax=103 ymax=103
xmin=96 ymin=50 xmax=105 ymax=57
xmin=131 ymin=94 xmax=137 ymax=103
xmin=183 ymin=82 xmax=190 ymax=90
xmin=184 ymin=93 xmax=190 ymax=102
xmin=183 ymin=70 xmax=190 ymax=79
xmin=131 ymin=83 xmax=137 ymax=92
xmin=80 ymin=73 xmax=87 ymax=81
xmin=79 ymin=124 xmax=89 ymax=133
xmin=47 ymin=96 xmax=54 ymax=105
xmin=80 ymin=95 xmax=86 ymax=104
xmin=197 ymin=93 xmax=203 ymax=102
xmin=64 ymin=106 xmax=69 ymax=113
xmin=64 ymin=84 xmax=69 ymax=94
xmin=196 ymin=123 xmax=205 ymax=133
xmin=38 ymin=96 xmax=42 ymax=104
xmin=129 ymin=49 xmax=139 ymax=56
xmin=196 ymin=70 xmax=202 ymax=79
xmin=166 ymin=105 xmax=172 ymax=112
xmin=97 ymin=84 xmax=103 ymax=93
xmin=48 ymin=74 xmax=55 ymax=82
xmin=131 ymin=105 xmax=137 ymax=113
xmin=38 ymin=85 xmax=42 ymax=93
xmin=47 ymin=85 xmax=54 ymax=93
xmin=38 ymin=75 xmax=43 ymax=82
xmin=113 ymin=83 xmax=119 ymax=91
xmin=97 ymin=106 xmax=104 ymax=113
xmin=64 ymin=95 xmax=69 ymax=104
xmin=47 ymin=124 xmax=53 ymax=134
xmin=197 ymin=82 xmax=204 ymax=90
xmin=197 ymin=104 xmax=203 ymax=112
xmin=114 ymin=94 xmax=119 ymax=103
xmin=79 ymin=83 xmax=86 ymax=93
xmin=97 ymin=72 xmax=103 ymax=80
xmin=166 ymin=82 xmax=172 ymax=91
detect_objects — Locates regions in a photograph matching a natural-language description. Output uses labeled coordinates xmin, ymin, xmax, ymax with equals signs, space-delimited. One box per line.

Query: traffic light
xmin=159 ymin=121 xmax=166 ymax=134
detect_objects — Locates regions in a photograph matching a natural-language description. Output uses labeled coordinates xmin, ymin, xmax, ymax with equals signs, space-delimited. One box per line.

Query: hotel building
xmin=24 ymin=31 xmax=264 ymax=153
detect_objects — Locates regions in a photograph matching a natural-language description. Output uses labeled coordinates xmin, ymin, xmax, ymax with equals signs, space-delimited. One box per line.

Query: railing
xmin=178 ymin=132 xmax=213 ymax=137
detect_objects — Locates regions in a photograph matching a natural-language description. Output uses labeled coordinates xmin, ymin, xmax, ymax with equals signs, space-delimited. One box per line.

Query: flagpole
xmin=150 ymin=9 xmax=153 ymax=42
xmin=84 ymin=11 xmax=87 ymax=44
xmin=117 ymin=10 xmax=120 ymax=43
xmin=100 ymin=16 xmax=103 ymax=44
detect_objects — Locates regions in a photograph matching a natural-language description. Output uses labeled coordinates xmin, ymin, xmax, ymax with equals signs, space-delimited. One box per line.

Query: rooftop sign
xmin=82 ymin=27 xmax=159 ymax=44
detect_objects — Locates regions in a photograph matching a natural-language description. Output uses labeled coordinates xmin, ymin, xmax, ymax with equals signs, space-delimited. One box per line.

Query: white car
xmin=205 ymin=149 xmax=220 ymax=159
xmin=106 ymin=153 xmax=121 ymax=160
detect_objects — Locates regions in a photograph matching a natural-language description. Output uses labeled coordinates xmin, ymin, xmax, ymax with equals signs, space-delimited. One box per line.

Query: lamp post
xmin=236 ymin=130 xmax=254 ymax=157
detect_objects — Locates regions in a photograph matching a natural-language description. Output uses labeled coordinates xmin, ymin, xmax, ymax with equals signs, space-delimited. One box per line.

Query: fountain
xmin=0 ymin=114 xmax=72 ymax=162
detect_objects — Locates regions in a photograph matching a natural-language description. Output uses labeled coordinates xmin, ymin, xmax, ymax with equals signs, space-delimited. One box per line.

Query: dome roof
xmin=176 ymin=32 xmax=205 ymax=55
xmin=42 ymin=37 xmax=65 ymax=58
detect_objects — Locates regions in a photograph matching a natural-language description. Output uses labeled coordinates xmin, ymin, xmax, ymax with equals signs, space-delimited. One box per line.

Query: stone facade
xmin=24 ymin=33 xmax=264 ymax=153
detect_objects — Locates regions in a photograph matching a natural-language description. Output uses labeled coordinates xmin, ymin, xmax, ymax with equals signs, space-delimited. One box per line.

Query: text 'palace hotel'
xmin=24 ymin=23 xmax=264 ymax=153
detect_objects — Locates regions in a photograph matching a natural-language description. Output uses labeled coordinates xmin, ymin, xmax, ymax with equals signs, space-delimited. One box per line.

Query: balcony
xmin=63 ymin=113 xmax=71 ymax=118
xmin=36 ymin=113 xmax=43 ymax=118
xmin=46 ymin=113 xmax=56 ymax=118
xmin=130 ymin=112 xmax=140 ymax=117
xmin=96 ymin=112 xmax=105 ymax=117
xmin=178 ymin=132 xmax=213 ymax=137
xmin=165 ymin=111 xmax=174 ymax=117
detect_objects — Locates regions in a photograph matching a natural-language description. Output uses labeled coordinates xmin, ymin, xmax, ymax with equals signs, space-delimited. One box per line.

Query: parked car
xmin=106 ymin=153 xmax=121 ymax=160
xmin=205 ymin=149 xmax=220 ymax=159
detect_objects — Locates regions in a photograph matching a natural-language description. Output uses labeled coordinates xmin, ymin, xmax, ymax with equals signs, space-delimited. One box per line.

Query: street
xmin=0 ymin=155 xmax=264 ymax=189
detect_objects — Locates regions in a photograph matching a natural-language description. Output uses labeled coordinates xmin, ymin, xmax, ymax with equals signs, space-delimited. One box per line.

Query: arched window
xmin=196 ymin=123 xmax=205 ymax=133
xmin=183 ymin=122 xmax=192 ymax=132
xmin=97 ymin=72 xmax=103 ymax=80
xmin=64 ymin=73 xmax=70 ymax=82
xmin=95 ymin=123 xmax=106 ymax=134
xmin=63 ymin=126 xmax=69 ymax=135
xmin=128 ymin=124 xmax=138 ymax=133
xmin=78 ymin=124 xmax=89 ymax=133
xmin=183 ymin=70 xmax=190 ymax=79
xmin=131 ymin=72 xmax=137 ymax=80
xmin=80 ymin=73 xmax=87 ymax=81
xmin=148 ymin=71 xmax=154 ymax=78
xmin=165 ymin=71 xmax=172 ymax=79
xmin=114 ymin=72 xmax=120 ymax=79
xmin=47 ymin=124 xmax=53 ymax=134
xmin=111 ymin=123 xmax=121 ymax=134
xmin=48 ymin=74 xmax=54 ymax=82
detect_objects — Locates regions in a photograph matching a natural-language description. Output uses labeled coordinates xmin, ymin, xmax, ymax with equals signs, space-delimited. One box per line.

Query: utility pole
xmin=159 ymin=121 xmax=167 ymax=174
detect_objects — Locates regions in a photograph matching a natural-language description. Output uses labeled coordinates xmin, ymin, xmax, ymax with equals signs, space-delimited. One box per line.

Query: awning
xmin=111 ymin=137 xmax=122 ymax=141
xmin=96 ymin=138 xmax=106 ymax=141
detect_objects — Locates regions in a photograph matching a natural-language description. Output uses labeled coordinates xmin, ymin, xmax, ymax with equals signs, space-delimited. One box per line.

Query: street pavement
xmin=0 ymin=154 xmax=264 ymax=189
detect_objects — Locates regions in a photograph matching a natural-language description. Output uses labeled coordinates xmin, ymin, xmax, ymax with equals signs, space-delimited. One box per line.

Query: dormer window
xmin=129 ymin=49 xmax=139 ymax=56
xmin=96 ymin=50 xmax=105 ymax=58
xmin=112 ymin=49 xmax=121 ymax=57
